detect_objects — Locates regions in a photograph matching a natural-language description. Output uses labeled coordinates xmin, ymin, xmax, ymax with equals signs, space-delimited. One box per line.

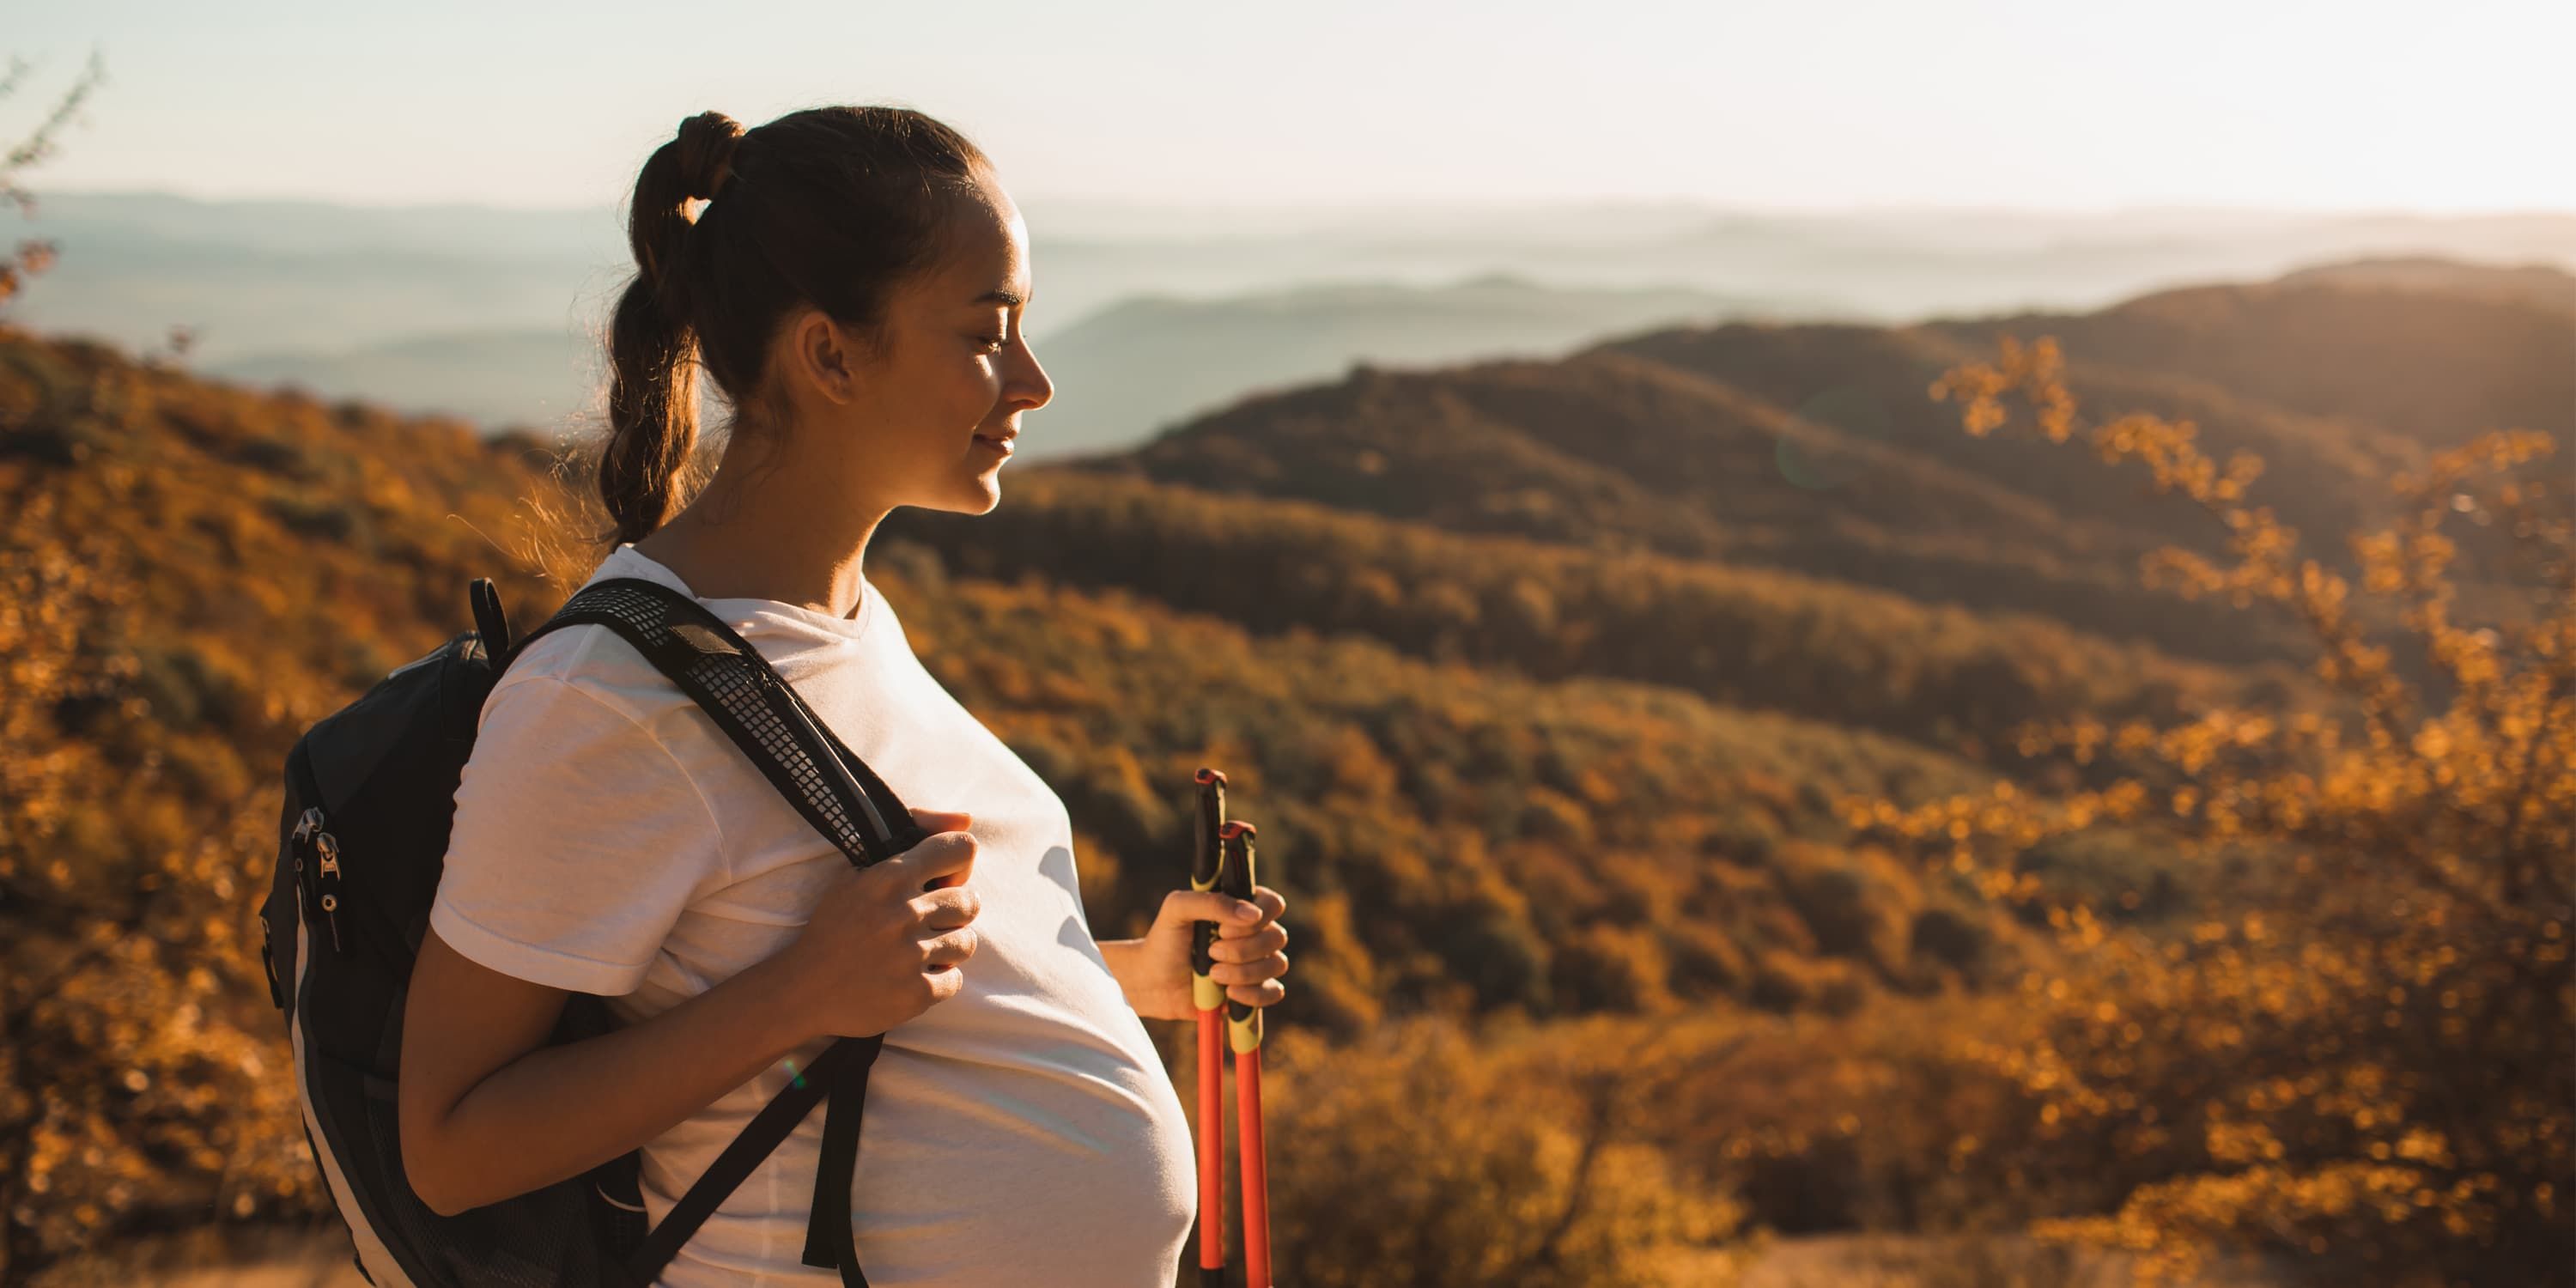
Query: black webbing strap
xmin=503 ymin=577 xmax=931 ymax=1287
xmin=622 ymin=1036 xmax=856 ymax=1287
xmin=800 ymin=1036 xmax=886 ymax=1285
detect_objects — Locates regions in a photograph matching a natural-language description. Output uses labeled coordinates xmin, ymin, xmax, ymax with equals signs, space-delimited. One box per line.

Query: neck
xmin=629 ymin=434 xmax=890 ymax=621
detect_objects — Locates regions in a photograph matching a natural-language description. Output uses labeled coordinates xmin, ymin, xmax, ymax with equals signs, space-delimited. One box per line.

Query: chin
xmin=953 ymin=474 xmax=1004 ymax=515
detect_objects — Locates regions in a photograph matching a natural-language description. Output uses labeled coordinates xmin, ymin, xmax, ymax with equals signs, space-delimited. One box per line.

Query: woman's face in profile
xmin=784 ymin=172 xmax=1051 ymax=519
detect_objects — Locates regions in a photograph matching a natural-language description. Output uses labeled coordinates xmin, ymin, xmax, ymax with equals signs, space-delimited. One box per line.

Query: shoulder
xmin=457 ymin=625 xmax=732 ymax=862
xmin=467 ymin=624 xmax=725 ymax=800
xmin=486 ymin=620 xmax=690 ymax=734
xmin=472 ymin=622 xmax=732 ymax=823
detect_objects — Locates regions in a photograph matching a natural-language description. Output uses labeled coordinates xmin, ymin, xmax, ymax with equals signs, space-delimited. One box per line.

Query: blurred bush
xmin=1260 ymin=1014 xmax=1746 ymax=1288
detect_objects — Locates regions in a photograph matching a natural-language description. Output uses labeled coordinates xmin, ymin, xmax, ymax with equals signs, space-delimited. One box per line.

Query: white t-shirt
xmin=430 ymin=544 xmax=1195 ymax=1287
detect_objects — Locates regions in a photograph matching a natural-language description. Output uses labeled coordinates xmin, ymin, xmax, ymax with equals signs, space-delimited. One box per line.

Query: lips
xmin=974 ymin=433 xmax=1016 ymax=454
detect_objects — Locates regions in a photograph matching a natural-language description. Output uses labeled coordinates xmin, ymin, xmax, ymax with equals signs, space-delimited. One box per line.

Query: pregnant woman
xmin=393 ymin=106 xmax=1291 ymax=1285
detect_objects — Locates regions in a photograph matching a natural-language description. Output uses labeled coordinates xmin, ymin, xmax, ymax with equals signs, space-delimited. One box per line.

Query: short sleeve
xmin=430 ymin=670 xmax=728 ymax=996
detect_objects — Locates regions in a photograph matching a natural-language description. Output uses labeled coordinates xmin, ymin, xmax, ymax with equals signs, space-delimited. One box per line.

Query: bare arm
xmin=398 ymin=810 xmax=983 ymax=1218
xmin=398 ymin=926 xmax=812 ymax=1217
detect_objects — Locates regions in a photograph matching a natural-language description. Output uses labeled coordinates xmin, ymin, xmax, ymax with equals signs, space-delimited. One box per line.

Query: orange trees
xmin=1849 ymin=337 xmax=2573 ymax=1284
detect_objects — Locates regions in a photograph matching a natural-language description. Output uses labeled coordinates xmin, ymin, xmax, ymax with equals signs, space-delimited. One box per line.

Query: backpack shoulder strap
xmin=507 ymin=576 xmax=932 ymax=868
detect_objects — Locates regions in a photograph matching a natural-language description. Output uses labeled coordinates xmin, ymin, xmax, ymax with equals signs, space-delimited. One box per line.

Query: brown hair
xmin=597 ymin=106 xmax=993 ymax=547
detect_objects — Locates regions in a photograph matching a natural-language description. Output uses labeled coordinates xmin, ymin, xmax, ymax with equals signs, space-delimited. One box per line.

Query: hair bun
xmin=675 ymin=111 xmax=744 ymax=203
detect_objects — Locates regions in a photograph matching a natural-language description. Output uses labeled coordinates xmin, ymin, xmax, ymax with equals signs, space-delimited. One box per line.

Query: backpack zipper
xmin=293 ymin=806 xmax=344 ymax=953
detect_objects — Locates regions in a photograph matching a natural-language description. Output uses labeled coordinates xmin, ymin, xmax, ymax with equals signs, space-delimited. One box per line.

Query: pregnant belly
xmin=647 ymin=1038 xmax=1199 ymax=1287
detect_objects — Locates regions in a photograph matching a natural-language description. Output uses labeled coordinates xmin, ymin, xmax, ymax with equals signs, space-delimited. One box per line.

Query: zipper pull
xmin=313 ymin=830 xmax=344 ymax=952
xmin=292 ymin=806 xmax=321 ymax=879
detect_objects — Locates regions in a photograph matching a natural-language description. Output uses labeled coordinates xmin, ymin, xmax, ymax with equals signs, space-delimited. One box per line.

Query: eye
xmin=974 ymin=333 xmax=1008 ymax=354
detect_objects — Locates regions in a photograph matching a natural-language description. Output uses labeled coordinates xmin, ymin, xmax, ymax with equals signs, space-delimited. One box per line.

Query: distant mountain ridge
xmin=1037 ymin=258 xmax=2567 ymax=681
xmin=2272 ymin=255 xmax=2576 ymax=310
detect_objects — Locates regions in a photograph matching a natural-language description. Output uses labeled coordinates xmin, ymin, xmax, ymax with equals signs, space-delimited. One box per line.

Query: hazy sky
xmin=10 ymin=0 xmax=2569 ymax=215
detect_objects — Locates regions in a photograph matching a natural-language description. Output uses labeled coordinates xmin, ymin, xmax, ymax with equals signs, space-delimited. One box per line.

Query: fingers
xmin=1189 ymin=884 xmax=1289 ymax=1007
xmin=1210 ymin=949 xmax=1289 ymax=987
xmin=1207 ymin=898 xmax=1287 ymax=1005
xmin=922 ymin=924 xmax=979 ymax=972
xmin=916 ymin=884 xmax=980 ymax=931
xmin=921 ymin=953 xmax=969 ymax=1004
xmin=1209 ymin=920 xmax=1288 ymax=962
xmin=1225 ymin=978 xmax=1288 ymax=1007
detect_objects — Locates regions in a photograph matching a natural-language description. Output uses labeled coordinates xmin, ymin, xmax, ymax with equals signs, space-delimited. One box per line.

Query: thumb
xmin=909 ymin=807 xmax=975 ymax=832
xmin=1168 ymin=888 xmax=1262 ymax=927
xmin=901 ymin=809 xmax=975 ymax=890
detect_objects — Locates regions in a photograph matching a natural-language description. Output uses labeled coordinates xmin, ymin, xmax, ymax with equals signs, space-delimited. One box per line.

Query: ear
xmin=785 ymin=308 xmax=861 ymax=405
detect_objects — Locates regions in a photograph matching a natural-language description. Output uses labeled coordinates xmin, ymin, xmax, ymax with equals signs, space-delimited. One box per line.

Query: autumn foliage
xmin=0 ymin=472 xmax=312 ymax=1272
xmin=1845 ymin=336 xmax=2573 ymax=1283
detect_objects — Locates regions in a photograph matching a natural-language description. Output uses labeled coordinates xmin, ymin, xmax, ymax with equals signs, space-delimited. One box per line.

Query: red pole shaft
xmin=1236 ymin=1047 xmax=1272 ymax=1288
xmin=1198 ymin=1008 xmax=1226 ymax=1282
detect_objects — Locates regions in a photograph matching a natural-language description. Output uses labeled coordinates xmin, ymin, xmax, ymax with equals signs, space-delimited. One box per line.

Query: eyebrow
xmin=972 ymin=287 xmax=1029 ymax=308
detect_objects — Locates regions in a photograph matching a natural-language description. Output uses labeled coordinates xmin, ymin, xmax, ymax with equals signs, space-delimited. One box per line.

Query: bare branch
xmin=0 ymin=46 xmax=109 ymax=217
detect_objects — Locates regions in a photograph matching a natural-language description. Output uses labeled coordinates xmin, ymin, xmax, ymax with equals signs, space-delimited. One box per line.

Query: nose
xmin=1007 ymin=343 xmax=1052 ymax=412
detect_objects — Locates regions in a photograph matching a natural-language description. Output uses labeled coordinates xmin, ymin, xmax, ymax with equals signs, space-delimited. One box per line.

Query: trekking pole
xmin=1217 ymin=819 xmax=1273 ymax=1288
xmin=1189 ymin=767 xmax=1229 ymax=1287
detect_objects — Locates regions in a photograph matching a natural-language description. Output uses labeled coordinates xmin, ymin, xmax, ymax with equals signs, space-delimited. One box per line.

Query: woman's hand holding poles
xmin=1111 ymin=882 xmax=1290 ymax=1023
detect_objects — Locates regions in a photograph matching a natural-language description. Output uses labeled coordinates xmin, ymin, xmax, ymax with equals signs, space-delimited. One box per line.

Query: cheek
xmin=911 ymin=362 xmax=1002 ymax=469
xmin=885 ymin=349 xmax=997 ymax=447
xmin=948 ymin=355 xmax=1009 ymax=421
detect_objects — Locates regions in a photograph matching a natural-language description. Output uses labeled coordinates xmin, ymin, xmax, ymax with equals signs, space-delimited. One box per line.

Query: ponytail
xmin=599 ymin=110 xmax=743 ymax=547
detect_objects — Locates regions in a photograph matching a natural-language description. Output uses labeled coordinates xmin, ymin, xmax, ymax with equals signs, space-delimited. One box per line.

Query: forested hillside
xmin=884 ymin=468 xmax=2303 ymax=764
xmin=5 ymin=258 xmax=2567 ymax=1285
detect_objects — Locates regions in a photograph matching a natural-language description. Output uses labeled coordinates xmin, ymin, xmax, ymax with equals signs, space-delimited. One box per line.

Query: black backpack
xmin=258 ymin=574 xmax=931 ymax=1288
